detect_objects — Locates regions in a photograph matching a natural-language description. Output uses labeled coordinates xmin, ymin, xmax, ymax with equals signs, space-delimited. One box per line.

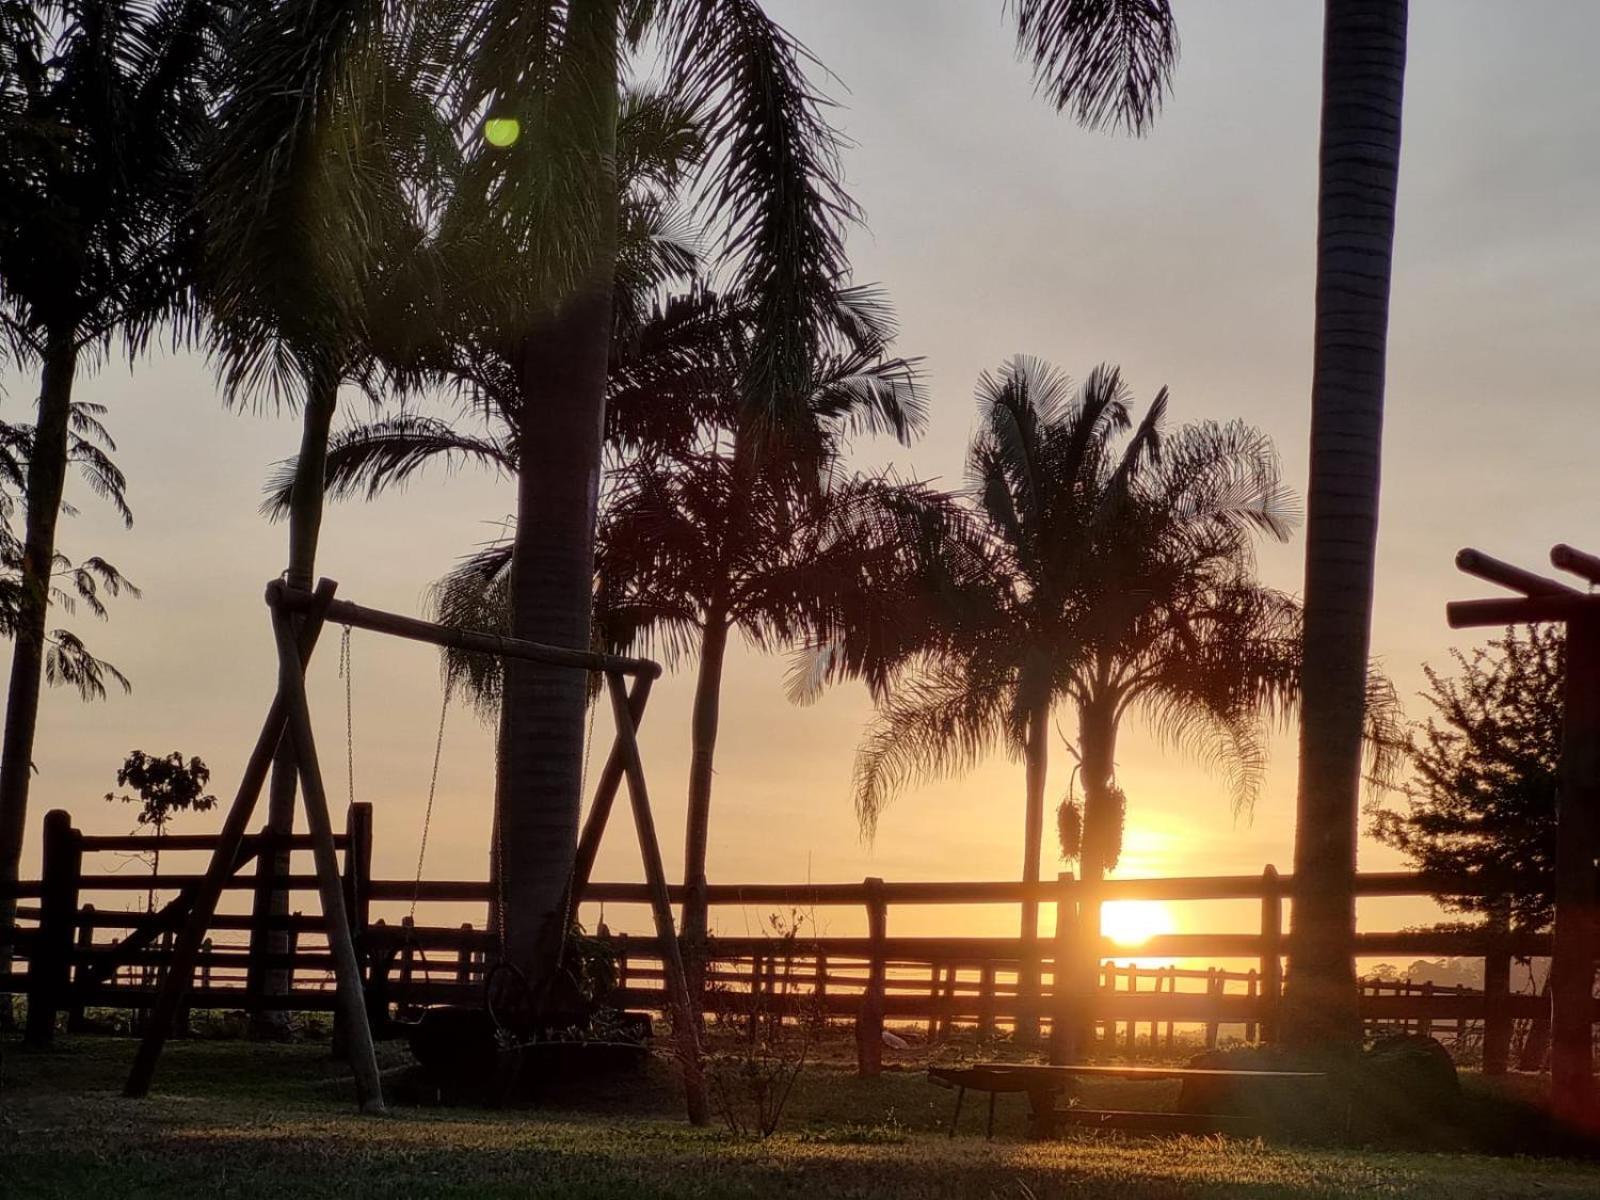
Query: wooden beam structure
xmin=1448 ymin=545 xmax=1599 ymax=1127
xmin=123 ymin=577 xmax=705 ymax=1123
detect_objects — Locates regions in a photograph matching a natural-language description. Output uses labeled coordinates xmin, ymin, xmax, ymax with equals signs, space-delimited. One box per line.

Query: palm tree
xmin=0 ymin=406 xmax=140 ymax=704
xmin=1284 ymin=0 xmax=1410 ymax=1050
xmin=424 ymin=287 xmax=925 ymax=996
xmin=447 ymin=0 xmax=1183 ymax=985
xmin=199 ymin=0 xmax=453 ymax=1024
xmin=0 ymin=0 xmax=213 ymax=967
xmin=799 ymin=357 xmax=1304 ymax=1036
xmin=269 ymin=284 xmax=924 ymax=991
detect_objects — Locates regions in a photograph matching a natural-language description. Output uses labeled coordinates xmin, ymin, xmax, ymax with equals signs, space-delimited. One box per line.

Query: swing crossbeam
xmin=272 ymin=587 xmax=661 ymax=678
xmin=123 ymin=577 xmax=707 ymax=1125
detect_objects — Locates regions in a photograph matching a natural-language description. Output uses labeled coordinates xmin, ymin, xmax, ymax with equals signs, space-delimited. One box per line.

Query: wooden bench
xmin=928 ymin=1062 xmax=1325 ymax=1139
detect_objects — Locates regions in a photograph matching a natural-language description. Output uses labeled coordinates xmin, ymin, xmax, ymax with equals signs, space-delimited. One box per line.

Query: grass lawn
xmin=3 ymin=1032 xmax=1599 ymax=1198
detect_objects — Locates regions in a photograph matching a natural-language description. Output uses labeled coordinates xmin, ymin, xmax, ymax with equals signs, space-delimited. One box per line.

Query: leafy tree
xmin=105 ymin=750 xmax=219 ymax=889
xmin=1368 ymin=626 xmax=1565 ymax=931
xmin=0 ymin=0 xmax=207 ymax=957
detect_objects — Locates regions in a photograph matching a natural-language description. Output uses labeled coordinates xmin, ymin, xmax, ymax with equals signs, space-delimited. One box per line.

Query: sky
xmin=4 ymin=1 xmax=1599 ymax=950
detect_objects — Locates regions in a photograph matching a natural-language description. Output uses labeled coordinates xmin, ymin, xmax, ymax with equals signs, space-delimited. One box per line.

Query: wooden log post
xmin=1482 ymin=901 xmax=1512 ymax=1076
xmin=856 ymin=877 xmax=887 ymax=1077
xmin=1418 ymin=980 xmax=1434 ymax=1041
xmin=245 ymin=824 xmax=283 ymax=1018
xmin=125 ymin=580 xmax=338 ymax=1101
xmin=68 ymin=902 xmax=94 ymax=1033
xmin=25 ymin=811 xmax=81 ymax=1047
xmin=604 ymin=670 xmax=708 ymax=1126
xmin=1258 ymin=864 xmax=1284 ymax=1043
xmin=1048 ymin=871 xmax=1077 ymax=1066
xmin=456 ymin=924 xmax=474 ymax=985
xmin=268 ymin=595 xmax=385 ymax=1113
xmin=1551 ymin=613 xmax=1600 ymax=1124
xmin=926 ymin=961 xmax=940 ymax=1041
xmin=332 ymin=802 xmax=373 ymax=1059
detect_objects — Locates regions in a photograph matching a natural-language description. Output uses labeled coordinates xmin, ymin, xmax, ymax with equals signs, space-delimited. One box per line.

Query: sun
xmin=1099 ymin=900 xmax=1175 ymax=948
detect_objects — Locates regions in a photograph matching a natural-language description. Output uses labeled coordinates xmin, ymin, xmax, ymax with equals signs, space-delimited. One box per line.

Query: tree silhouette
xmin=105 ymin=750 xmax=218 ymax=902
xmin=1369 ymin=626 xmax=1566 ymax=931
xmin=0 ymin=0 xmax=207 ymax=962
xmin=1286 ymin=0 xmax=1412 ymax=1050
xmin=798 ymin=356 xmax=1310 ymax=1031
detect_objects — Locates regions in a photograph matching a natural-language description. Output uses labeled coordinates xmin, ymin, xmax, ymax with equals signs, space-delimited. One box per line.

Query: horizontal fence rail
xmin=4 ymin=806 xmax=1591 ymax=1079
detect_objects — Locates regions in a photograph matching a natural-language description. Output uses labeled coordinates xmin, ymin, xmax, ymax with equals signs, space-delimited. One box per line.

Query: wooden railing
xmin=2 ymin=806 xmax=1587 ymax=1077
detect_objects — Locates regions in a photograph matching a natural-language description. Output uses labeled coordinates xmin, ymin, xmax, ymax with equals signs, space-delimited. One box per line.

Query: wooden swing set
xmin=121 ymin=577 xmax=707 ymax=1120
xmin=1449 ymin=544 xmax=1600 ymax=1127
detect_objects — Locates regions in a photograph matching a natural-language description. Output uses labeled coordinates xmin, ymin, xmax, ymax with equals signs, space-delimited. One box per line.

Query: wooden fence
xmin=2 ymin=805 xmax=1589 ymax=1076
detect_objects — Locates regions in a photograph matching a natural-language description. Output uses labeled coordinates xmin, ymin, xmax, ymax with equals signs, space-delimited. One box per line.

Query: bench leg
xmin=948 ymin=1086 xmax=965 ymax=1138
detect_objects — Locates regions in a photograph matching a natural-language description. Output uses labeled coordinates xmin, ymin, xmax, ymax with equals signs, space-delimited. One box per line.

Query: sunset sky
xmin=4 ymin=0 xmax=1598 ymax=947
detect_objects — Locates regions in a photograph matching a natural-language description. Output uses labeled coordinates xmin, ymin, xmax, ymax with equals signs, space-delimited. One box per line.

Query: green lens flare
xmin=483 ymin=117 xmax=520 ymax=148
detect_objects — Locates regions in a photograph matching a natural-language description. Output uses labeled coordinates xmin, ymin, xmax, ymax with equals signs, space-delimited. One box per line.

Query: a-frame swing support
xmin=1449 ymin=545 xmax=1600 ymax=1129
xmin=124 ymin=578 xmax=708 ymax=1125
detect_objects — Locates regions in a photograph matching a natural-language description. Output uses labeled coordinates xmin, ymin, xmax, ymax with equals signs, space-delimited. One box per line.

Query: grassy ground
xmin=3 ymin=1032 xmax=1599 ymax=1199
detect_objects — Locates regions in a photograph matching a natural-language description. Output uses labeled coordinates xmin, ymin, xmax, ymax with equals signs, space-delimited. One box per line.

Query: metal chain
xmin=338 ymin=626 xmax=355 ymax=807
xmin=408 ymin=689 xmax=449 ymax=923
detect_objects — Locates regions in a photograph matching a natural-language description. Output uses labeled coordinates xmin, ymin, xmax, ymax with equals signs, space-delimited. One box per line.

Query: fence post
xmin=1163 ymin=967 xmax=1175 ymax=1052
xmin=1205 ymin=968 xmax=1220 ymax=1049
xmin=341 ymin=802 xmax=374 ymax=941
xmin=1482 ymin=903 xmax=1512 ymax=1075
xmin=977 ymin=962 xmax=996 ymax=1039
xmin=1245 ymin=970 xmax=1259 ymax=1042
xmin=1099 ymin=962 xmax=1114 ymax=1048
xmin=456 ymin=923 xmax=473 ymax=985
xmin=926 ymin=962 xmax=941 ymax=1040
xmin=1258 ymin=864 xmax=1283 ymax=1043
xmin=1048 ymin=871 xmax=1077 ymax=1065
xmin=68 ymin=903 xmax=95 ymax=1033
xmin=855 ymin=877 xmax=886 ymax=1077
xmin=1418 ymin=980 xmax=1434 ymax=1040
xmin=1120 ymin=965 xmax=1135 ymax=1052
xmin=26 ymin=811 xmax=81 ymax=1047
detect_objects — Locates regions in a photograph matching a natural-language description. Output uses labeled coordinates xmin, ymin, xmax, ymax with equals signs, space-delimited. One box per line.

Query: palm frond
xmin=1009 ymin=0 xmax=1178 ymax=135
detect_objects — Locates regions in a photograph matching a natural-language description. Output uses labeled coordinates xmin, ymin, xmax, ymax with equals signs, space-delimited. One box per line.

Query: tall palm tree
xmin=799 ymin=357 xmax=1304 ymax=1035
xmin=422 ymin=287 xmax=925 ymax=996
xmin=1284 ymin=0 xmax=1410 ymax=1050
xmin=447 ymin=0 xmax=1183 ymax=986
xmin=0 ymin=0 xmax=213 ymax=967
xmin=269 ymin=284 xmax=923 ymax=989
xmin=200 ymin=0 xmax=453 ymax=1027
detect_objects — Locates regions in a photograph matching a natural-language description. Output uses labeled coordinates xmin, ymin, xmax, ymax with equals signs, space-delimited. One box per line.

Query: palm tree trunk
xmin=681 ymin=611 xmax=729 ymax=1001
xmin=1285 ymin=0 xmax=1408 ymax=1051
xmin=0 ymin=328 xmax=77 ymax=991
xmin=1077 ymin=699 xmax=1118 ymax=885
xmin=249 ymin=367 xmax=339 ymax=1035
xmin=1017 ymin=701 xmax=1049 ymax=1041
xmin=497 ymin=0 xmax=620 ymax=987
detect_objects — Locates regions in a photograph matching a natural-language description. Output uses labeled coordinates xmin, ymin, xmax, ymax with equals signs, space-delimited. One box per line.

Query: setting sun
xmin=1100 ymin=900 xmax=1176 ymax=948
